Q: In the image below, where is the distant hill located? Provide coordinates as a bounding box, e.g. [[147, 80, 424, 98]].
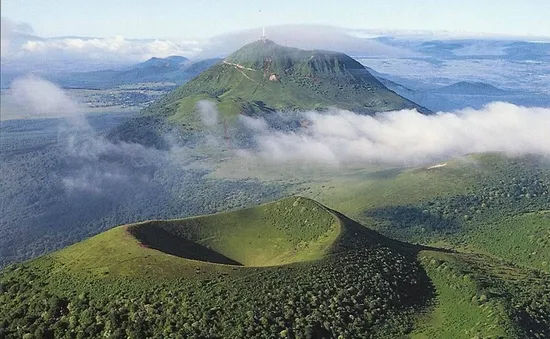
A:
[[133, 56, 189, 69], [433, 81, 509, 96], [371, 74, 523, 112], [374, 74, 416, 96], [35, 57, 221, 89], [109, 40, 429, 147], [144, 40, 428, 120]]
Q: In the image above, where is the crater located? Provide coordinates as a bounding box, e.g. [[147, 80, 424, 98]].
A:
[[131, 226, 243, 265], [127, 197, 341, 267]]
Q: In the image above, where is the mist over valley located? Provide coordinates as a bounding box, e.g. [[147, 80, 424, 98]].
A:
[[1, 13, 550, 339]]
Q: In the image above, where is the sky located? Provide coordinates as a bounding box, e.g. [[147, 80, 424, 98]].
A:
[[3, 0, 550, 39]]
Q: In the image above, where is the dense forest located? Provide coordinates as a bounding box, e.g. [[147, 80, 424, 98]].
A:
[[0, 114, 289, 268], [1, 115, 549, 338], [0, 202, 435, 339], [367, 155, 550, 270]]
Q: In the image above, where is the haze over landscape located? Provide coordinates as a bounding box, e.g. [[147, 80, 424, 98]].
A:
[[1, 1, 549, 338]]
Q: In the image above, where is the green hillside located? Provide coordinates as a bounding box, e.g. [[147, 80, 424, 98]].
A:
[[109, 40, 428, 146], [2, 195, 549, 338], [220, 153, 549, 273], [149, 40, 427, 123], [414, 250, 550, 339], [309, 154, 550, 273], [1, 197, 434, 338], [52, 197, 345, 277], [128, 198, 339, 267]]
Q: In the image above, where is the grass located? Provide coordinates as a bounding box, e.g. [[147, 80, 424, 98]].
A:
[[207, 153, 550, 337], [2, 151, 550, 337], [1, 197, 436, 338], [209, 154, 478, 219], [2, 191, 549, 337], [130, 196, 341, 267], [308, 160, 477, 219], [413, 251, 515, 339], [213, 153, 550, 275], [51, 225, 217, 278], [459, 211, 550, 272], [52, 197, 342, 278]]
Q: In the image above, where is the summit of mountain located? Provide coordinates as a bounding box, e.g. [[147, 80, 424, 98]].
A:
[[141, 39, 429, 125]]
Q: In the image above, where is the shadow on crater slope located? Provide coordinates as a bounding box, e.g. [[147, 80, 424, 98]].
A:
[[126, 196, 341, 267], [129, 225, 243, 265]]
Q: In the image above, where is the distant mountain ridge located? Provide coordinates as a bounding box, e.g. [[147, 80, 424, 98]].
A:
[[133, 56, 189, 69], [373, 74, 523, 112], [4, 57, 221, 89], [433, 81, 509, 96]]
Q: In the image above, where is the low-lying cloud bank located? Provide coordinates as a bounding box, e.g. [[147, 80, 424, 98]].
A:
[[196, 25, 418, 58], [10, 75, 84, 122], [4, 15, 549, 75], [11, 75, 550, 182], [10, 75, 169, 193], [236, 103, 550, 166], [18, 36, 201, 62], [1, 17, 415, 64]]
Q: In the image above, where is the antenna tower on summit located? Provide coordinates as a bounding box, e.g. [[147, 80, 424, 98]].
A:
[[260, 26, 267, 42], [258, 9, 267, 42]]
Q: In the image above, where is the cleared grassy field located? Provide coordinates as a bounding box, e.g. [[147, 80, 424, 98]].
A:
[[413, 251, 515, 339]]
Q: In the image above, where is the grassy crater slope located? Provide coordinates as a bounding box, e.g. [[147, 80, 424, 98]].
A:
[[50, 196, 392, 279], [128, 197, 339, 267], [1, 196, 549, 338]]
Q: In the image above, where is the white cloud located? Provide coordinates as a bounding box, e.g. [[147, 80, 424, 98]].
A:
[[1, 17, 41, 60], [1, 19, 422, 70], [239, 103, 550, 166], [4, 18, 547, 75], [16, 36, 202, 62], [8, 75, 165, 193], [197, 24, 419, 58], [239, 115, 269, 131], [9, 75, 85, 124], [1, 16, 34, 37], [197, 100, 218, 127], [348, 28, 550, 42], [1, 17, 203, 71]]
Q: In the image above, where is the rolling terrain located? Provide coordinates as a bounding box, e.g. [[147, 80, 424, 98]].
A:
[[0, 114, 289, 268], [1, 115, 549, 338], [55, 197, 346, 274], [1, 196, 548, 338], [1, 35, 549, 339], [1, 197, 435, 338]]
